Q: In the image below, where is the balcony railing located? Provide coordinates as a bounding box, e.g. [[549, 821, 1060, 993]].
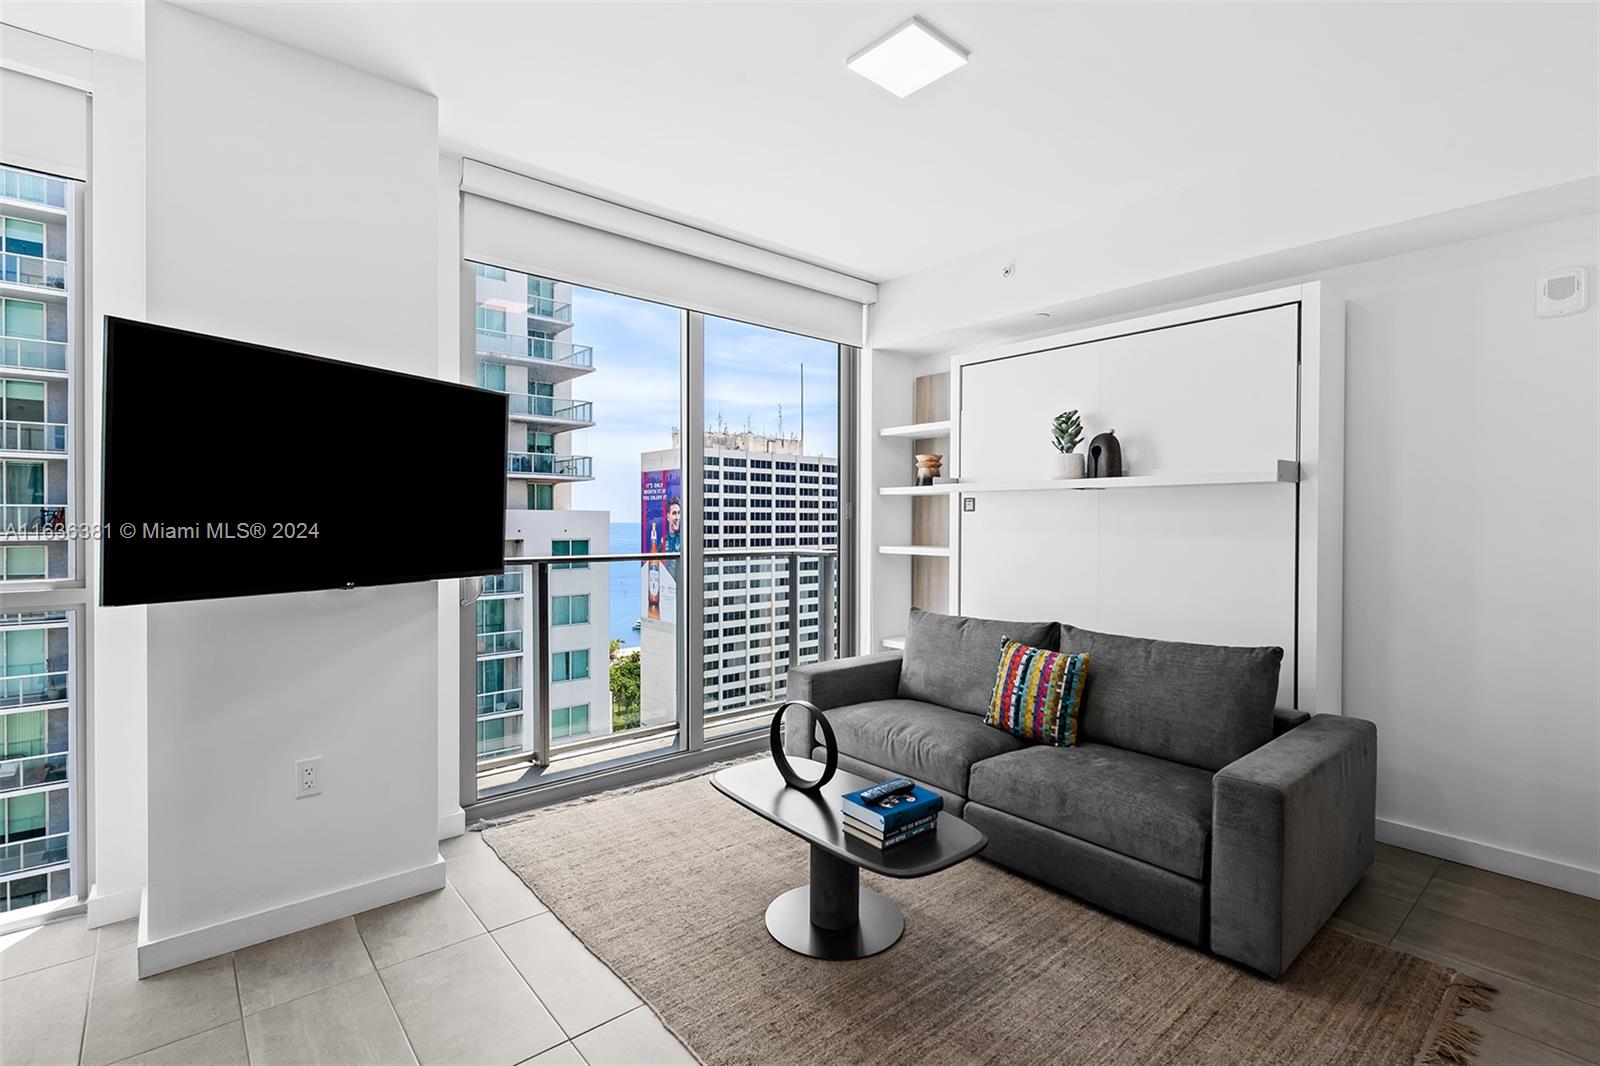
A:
[[477, 688, 524, 715], [507, 452, 592, 478], [475, 330, 593, 369], [1, 169, 68, 209], [0, 831, 69, 876], [0, 751, 68, 793], [1, 504, 66, 536], [1, 252, 67, 291], [505, 395, 593, 423], [0, 337, 67, 373], [0, 671, 68, 707], [476, 630, 524, 656], [480, 571, 524, 596], [525, 295, 572, 323], [0, 420, 67, 453]]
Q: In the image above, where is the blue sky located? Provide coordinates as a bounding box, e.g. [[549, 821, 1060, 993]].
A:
[[563, 286, 838, 519]]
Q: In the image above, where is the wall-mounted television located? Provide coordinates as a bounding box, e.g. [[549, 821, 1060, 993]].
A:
[[101, 317, 507, 607]]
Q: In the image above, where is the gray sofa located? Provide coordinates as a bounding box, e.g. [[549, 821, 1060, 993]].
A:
[[784, 608, 1376, 978]]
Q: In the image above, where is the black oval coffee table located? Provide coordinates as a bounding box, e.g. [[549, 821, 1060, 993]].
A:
[[711, 758, 987, 960]]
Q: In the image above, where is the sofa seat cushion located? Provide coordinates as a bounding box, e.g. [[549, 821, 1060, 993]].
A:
[[821, 699, 1025, 797], [968, 744, 1214, 879], [899, 609, 1058, 716]]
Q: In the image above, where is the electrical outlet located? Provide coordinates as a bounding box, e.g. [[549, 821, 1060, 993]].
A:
[[295, 757, 322, 799]]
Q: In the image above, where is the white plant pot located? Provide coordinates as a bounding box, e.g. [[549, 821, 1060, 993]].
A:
[[1051, 452, 1086, 480]]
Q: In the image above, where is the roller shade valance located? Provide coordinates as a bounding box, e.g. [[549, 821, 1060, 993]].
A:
[[460, 161, 871, 345], [0, 68, 88, 180]]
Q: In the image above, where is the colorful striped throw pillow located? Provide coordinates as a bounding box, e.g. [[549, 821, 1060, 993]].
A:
[[985, 638, 1090, 746]]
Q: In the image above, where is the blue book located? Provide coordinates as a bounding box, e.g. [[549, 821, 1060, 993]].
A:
[[840, 782, 943, 831]]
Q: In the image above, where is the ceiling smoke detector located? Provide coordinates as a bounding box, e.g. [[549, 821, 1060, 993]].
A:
[[846, 17, 970, 98]]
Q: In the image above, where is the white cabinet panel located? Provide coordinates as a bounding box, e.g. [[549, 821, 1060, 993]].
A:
[[960, 350, 1100, 481], [959, 492, 1099, 625]]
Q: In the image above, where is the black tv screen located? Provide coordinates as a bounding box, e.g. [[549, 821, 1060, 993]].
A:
[[101, 317, 507, 606]]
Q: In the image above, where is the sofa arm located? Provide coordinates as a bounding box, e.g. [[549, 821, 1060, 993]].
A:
[[782, 652, 903, 758], [1210, 714, 1376, 978]]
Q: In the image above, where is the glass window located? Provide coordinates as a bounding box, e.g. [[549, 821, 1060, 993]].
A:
[[2, 299, 45, 340], [3, 461, 45, 504], [528, 484, 553, 510], [1, 546, 47, 580], [4, 793, 46, 841], [529, 430, 555, 454], [2, 379, 46, 422], [476, 362, 506, 391], [3, 218, 46, 257], [476, 305, 506, 333]]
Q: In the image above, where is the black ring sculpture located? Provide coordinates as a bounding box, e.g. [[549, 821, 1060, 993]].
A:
[[768, 699, 837, 792]]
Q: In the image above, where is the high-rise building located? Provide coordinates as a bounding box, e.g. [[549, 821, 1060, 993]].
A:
[[1, 163, 76, 915], [0, 611, 72, 912], [471, 266, 612, 764], [1, 165, 72, 581], [641, 429, 839, 719]]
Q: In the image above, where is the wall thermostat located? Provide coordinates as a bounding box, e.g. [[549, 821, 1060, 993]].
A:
[[1536, 267, 1587, 318]]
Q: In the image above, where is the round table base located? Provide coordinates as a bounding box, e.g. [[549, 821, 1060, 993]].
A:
[[763, 885, 905, 960]]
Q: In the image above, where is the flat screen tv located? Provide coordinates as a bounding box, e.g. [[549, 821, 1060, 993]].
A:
[[101, 317, 507, 606]]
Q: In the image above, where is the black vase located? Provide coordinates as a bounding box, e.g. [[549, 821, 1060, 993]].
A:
[[1087, 430, 1122, 478]]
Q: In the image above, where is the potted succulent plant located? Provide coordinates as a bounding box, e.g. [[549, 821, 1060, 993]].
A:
[[1051, 409, 1085, 479]]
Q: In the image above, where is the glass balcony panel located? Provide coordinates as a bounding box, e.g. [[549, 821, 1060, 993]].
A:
[[504, 395, 594, 422], [506, 453, 593, 478], [0, 505, 66, 534], [480, 571, 523, 596], [475, 630, 523, 655], [0, 338, 67, 372], [0, 421, 67, 452], [0, 671, 68, 707], [0, 752, 68, 793], [474, 330, 593, 368], [0, 253, 67, 290], [476, 688, 524, 715]]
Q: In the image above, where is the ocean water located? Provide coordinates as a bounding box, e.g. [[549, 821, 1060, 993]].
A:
[[608, 521, 641, 649]]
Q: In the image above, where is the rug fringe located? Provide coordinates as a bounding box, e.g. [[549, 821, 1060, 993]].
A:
[[1416, 976, 1497, 1065]]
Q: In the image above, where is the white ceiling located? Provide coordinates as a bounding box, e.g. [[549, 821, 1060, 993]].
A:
[[9, 2, 1598, 283]]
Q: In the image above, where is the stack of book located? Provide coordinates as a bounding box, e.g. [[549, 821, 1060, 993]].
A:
[[840, 777, 942, 849]]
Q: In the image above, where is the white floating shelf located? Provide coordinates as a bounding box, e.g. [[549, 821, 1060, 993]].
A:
[[879, 419, 952, 439], [882, 635, 907, 651], [878, 484, 959, 497], [956, 461, 1298, 494], [877, 544, 951, 558]]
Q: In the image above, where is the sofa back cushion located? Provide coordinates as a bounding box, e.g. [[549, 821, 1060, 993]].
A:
[[899, 608, 1057, 716], [1059, 624, 1282, 771]]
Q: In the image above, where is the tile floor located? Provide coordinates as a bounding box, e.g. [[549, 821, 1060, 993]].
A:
[[3, 838, 1595, 1066], [0, 831, 694, 1066]]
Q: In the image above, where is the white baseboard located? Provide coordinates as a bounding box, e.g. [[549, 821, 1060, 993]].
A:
[[136, 857, 446, 977], [438, 807, 466, 841], [86, 883, 143, 927], [1377, 818, 1600, 899]]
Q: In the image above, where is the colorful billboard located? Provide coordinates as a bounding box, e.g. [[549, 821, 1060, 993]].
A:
[[640, 469, 681, 622]]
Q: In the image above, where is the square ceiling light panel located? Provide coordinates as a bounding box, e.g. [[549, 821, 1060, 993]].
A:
[[846, 17, 970, 98]]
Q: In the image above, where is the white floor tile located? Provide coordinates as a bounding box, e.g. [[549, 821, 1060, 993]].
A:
[[111, 1021, 249, 1066], [79, 946, 241, 1066], [233, 917, 374, 1015], [448, 851, 548, 931], [380, 934, 565, 1066], [494, 913, 639, 1037], [354, 885, 484, 969], [572, 1006, 695, 1066], [519, 1041, 588, 1065], [243, 972, 415, 1066], [0, 955, 93, 1066], [0, 916, 99, 980]]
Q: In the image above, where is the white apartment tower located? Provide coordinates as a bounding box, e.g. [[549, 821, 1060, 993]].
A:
[[472, 265, 612, 762], [642, 429, 839, 718], [1, 164, 74, 913]]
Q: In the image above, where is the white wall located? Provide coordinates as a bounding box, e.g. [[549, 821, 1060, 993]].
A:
[[1325, 216, 1598, 893], [881, 212, 1599, 895], [139, 1, 443, 969], [85, 48, 148, 927]]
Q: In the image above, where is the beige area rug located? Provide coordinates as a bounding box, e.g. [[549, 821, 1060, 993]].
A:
[[483, 767, 1493, 1066]]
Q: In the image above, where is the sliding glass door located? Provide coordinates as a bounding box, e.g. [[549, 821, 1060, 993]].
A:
[[462, 261, 851, 812]]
